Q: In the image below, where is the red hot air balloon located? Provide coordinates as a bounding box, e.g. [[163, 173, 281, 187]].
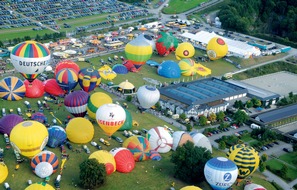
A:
[[110, 148, 135, 173], [24, 79, 44, 98], [54, 60, 80, 76], [43, 79, 65, 97], [64, 90, 89, 117]]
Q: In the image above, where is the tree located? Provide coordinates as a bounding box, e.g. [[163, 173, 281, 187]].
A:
[[155, 102, 161, 111], [186, 124, 192, 132], [219, 141, 226, 150], [171, 141, 212, 183], [293, 143, 297, 151], [0, 41, 3, 48], [179, 113, 187, 120], [79, 158, 106, 189], [259, 161, 266, 172], [246, 100, 253, 108], [216, 111, 225, 122], [208, 112, 216, 123], [233, 110, 249, 125], [280, 164, 288, 177], [126, 95, 132, 102], [199, 115, 207, 126], [261, 153, 268, 162], [35, 34, 41, 41]]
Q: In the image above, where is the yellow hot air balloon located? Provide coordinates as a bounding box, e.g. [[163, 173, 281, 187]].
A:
[[0, 163, 8, 184], [180, 186, 202, 190], [206, 37, 228, 60], [66, 117, 94, 143], [96, 103, 126, 138], [175, 42, 195, 60], [87, 92, 112, 119], [25, 182, 55, 190], [89, 150, 116, 175], [226, 144, 260, 183], [178, 58, 197, 76], [10, 121, 48, 158]]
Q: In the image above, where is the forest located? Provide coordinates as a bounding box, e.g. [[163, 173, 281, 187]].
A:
[[217, 0, 297, 42]]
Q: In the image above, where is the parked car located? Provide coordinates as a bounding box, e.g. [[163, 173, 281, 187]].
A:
[[273, 141, 279, 145], [99, 138, 110, 146], [132, 130, 142, 135], [261, 146, 268, 151], [64, 141, 72, 150], [141, 128, 148, 134], [91, 141, 102, 149], [111, 135, 123, 144], [83, 145, 90, 154], [283, 148, 290, 153]]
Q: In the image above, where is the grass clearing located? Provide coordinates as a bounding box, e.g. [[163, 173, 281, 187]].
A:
[[163, 0, 207, 14], [279, 152, 297, 168], [266, 159, 297, 181]]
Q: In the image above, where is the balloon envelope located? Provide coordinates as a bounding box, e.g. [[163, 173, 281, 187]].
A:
[[25, 182, 55, 190], [175, 42, 195, 60], [64, 90, 89, 117], [0, 114, 23, 135], [123, 136, 150, 162], [155, 32, 178, 56], [87, 92, 112, 119], [43, 79, 65, 97], [0, 76, 26, 101], [157, 60, 181, 78], [24, 79, 44, 98], [244, 183, 267, 190], [0, 163, 8, 184], [180, 186, 202, 190], [89, 150, 116, 175], [66, 117, 94, 143], [31, 151, 59, 178], [112, 64, 128, 74], [136, 85, 160, 109], [190, 132, 212, 153], [55, 60, 80, 76], [119, 109, 132, 131], [147, 127, 173, 153], [78, 68, 101, 92], [172, 131, 193, 151], [207, 37, 228, 60], [110, 148, 135, 173], [47, 126, 67, 148], [31, 112, 47, 124], [56, 68, 78, 93]]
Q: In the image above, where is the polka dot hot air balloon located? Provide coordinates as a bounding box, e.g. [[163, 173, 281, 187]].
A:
[[78, 68, 101, 93], [31, 151, 59, 178], [110, 147, 135, 173], [0, 76, 26, 101], [56, 68, 78, 93], [226, 144, 260, 183], [125, 34, 153, 70], [64, 90, 89, 117], [207, 37, 228, 60], [54, 60, 80, 76], [87, 92, 112, 119], [123, 136, 150, 162], [10, 41, 51, 82], [147, 126, 173, 153], [89, 150, 116, 175]]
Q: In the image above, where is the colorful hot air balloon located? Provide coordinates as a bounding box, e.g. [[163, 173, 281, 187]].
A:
[[123, 136, 150, 162], [47, 126, 67, 148], [31, 112, 47, 124], [178, 58, 198, 76], [190, 132, 212, 153], [226, 144, 260, 183], [98, 65, 117, 81], [149, 150, 161, 161], [175, 42, 195, 60], [10, 121, 48, 158], [112, 64, 128, 74], [207, 37, 228, 60], [31, 151, 59, 178], [43, 79, 65, 97], [54, 60, 80, 76], [0, 163, 8, 184], [147, 127, 173, 153], [89, 150, 116, 175], [139, 33, 156, 50], [157, 60, 181, 78], [78, 68, 101, 92], [180, 186, 202, 190], [155, 32, 178, 56], [118, 109, 132, 131], [110, 148, 135, 173], [64, 90, 89, 117], [55, 68, 78, 93], [0, 114, 23, 135], [136, 85, 160, 109], [172, 131, 193, 151], [204, 157, 238, 190], [66, 117, 94, 144], [96, 104, 126, 137], [24, 79, 44, 98], [87, 92, 112, 119], [125, 34, 153, 69], [25, 182, 55, 190], [244, 183, 267, 190], [0, 76, 26, 101], [122, 59, 137, 72], [10, 41, 51, 82]]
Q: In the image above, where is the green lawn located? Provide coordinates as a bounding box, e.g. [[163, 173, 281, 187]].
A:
[[279, 152, 297, 168], [240, 134, 254, 142], [162, 0, 207, 14], [266, 159, 297, 181]]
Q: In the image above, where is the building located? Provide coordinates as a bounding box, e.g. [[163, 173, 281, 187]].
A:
[[159, 77, 248, 120]]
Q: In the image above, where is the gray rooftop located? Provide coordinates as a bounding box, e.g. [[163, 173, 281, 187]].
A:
[[159, 77, 248, 106]]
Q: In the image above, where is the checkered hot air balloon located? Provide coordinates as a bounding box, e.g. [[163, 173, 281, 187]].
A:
[[78, 68, 101, 92], [0, 76, 26, 101], [64, 90, 89, 117]]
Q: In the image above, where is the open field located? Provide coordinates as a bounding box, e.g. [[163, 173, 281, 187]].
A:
[[266, 159, 297, 181], [279, 152, 297, 167], [162, 0, 207, 14]]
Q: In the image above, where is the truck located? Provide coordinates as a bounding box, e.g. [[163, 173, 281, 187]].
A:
[[281, 46, 291, 53], [250, 123, 261, 129]]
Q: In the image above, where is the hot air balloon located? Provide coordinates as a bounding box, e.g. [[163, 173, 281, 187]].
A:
[[157, 60, 181, 78], [123, 136, 150, 162], [98, 65, 117, 81], [175, 42, 195, 60], [25, 182, 55, 190], [0, 76, 26, 101], [149, 150, 161, 161], [172, 131, 193, 151], [139, 33, 156, 50], [10, 41, 51, 82], [112, 64, 128, 74], [31, 112, 47, 124], [78, 68, 101, 92], [55, 68, 78, 93], [96, 103, 126, 138], [31, 151, 59, 178], [123, 59, 137, 72], [155, 32, 178, 56], [110, 148, 135, 173], [24, 79, 44, 98], [47, 126, 67, 148], [136, 85, 160, 109], [180, 186, 202, 190], [118, 109, 132, 131], [64, 90, 89, 117], [54, 60, 80, 76], [147, 127, 173, 153], [125, 34, 153, 69], [244, 183, 267, 190], [204, 157, 238, 190], [66, 117, 94, 144], [0, 114, 23, 135], [43, 79, 65, 97], [87, 92, 112, 119], [226, 144, 260, 183], [0, 163, 8, 184], [190, 132, 212, 153], [89, 150, 116, 175], [207, 37, 228, 60], [178, 58, 198, 76], [10, 121, 48, 158]]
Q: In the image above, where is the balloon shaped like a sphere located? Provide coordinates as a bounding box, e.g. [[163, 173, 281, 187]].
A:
[[147, 127, 173, 153], [157, 60, 181, 78], [180, 186, 202, 190], [110, 148, 135, 173], [0, 163, 8, 184], [206, 37, 228, 60], [78, 68, 101, 93], [10, 121, 48, 158], [24, 79, 44, 98], [204, 157, 238, 190], [172, 131, 193, 151], [190, 132, 213, 153], [10, 41, 51, 82], [137, 85, 160, 109], [25, 182, 55, 190], [31, 151, 59, 178], [64, 90, 89, 117], [123, 136, 150, 162], [66, 117, 94, 144], [175, 42, 195, 60], [87, 92, 112, 119], [96, 104, 126, 137], [89, 150, 116, 175]]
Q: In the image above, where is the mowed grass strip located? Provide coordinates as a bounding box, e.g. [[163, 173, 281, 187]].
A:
[[162, 0, 207, 14], [279, 152, 297, 168]]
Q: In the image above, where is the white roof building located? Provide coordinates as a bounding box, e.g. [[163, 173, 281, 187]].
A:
[[180, 31, 261, 59]]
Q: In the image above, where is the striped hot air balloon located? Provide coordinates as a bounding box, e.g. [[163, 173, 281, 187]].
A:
[[0, 76, 26, 101], [123, 136, 150, 162], [54, 60, 80, 76], [31, 112, 47, 124], [146, 126, 173, 153], [226, 144, 260, 183], [78, 68, 101, 92], [64, 90, 89, 117], [47, 126, 67, 148], [56, 68, 78, 93], [31, 151, 59, 178], [87, 92, 112, 119]]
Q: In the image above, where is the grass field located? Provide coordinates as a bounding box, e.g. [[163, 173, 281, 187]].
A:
[[279, 152, 297, 167], [162, 0, 207, 14], [266, 159, 297, 181]]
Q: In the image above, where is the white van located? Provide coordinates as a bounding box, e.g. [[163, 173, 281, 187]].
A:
[[250, 123, 261, 129]]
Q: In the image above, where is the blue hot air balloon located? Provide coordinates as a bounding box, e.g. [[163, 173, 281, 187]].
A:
[[47, 126, 67, 148], [204, 157, 238, 190], [64, 90, 89, 117], [112, 64, 128, 74], [78, 68, 101, 93], [56, 68, 78, 93], [31, 112, 47, 124], [157, 60, 181, 78], [0, 76, 26, 101]]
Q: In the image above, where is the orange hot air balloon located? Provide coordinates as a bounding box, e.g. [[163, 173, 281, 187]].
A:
[[96, 104, 126, 138]]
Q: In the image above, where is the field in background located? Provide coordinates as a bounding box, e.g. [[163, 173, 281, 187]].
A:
[[162, 0, 207, 14]]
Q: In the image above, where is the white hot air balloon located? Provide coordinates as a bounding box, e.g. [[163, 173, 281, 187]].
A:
[[172, 131, 193, 151], [244, 183, 267, 190], [204, 157, 238, 190], [190, 132, 212, 153], [146, 126, 173, 153], [136, 85, 160, 109], [31, 151, 59, 178]]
